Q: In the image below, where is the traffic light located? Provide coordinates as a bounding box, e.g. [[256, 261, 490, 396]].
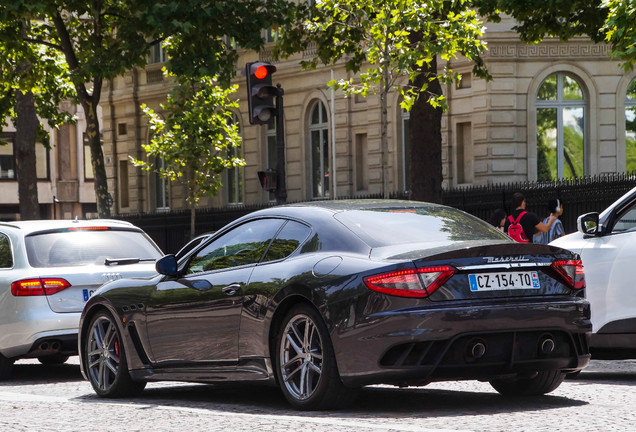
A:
[[257, 169, 278, 192], [245, 62, 278, 125]]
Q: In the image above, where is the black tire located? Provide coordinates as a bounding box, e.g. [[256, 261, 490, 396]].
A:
[[490, 369, 565, 396], [38, 355, 70, 365], [84, 311, 146, 397], [274, 304, 358, 410], [0, 354, 14, 380]]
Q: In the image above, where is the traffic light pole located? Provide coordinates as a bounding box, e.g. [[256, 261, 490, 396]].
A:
[[274, 83, 286, 205]]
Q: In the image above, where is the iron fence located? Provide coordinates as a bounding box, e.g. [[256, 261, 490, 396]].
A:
[[116, 173, 636, 254]]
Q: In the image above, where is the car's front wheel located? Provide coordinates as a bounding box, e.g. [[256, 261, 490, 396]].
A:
[[275, 304, 358, 410], [0, 354, 14, 380], [490, 369, 565, 396], [85, 311, 146, 397]]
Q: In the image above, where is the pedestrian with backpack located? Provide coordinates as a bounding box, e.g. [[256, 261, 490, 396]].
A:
[[503, 192, 556, 243]]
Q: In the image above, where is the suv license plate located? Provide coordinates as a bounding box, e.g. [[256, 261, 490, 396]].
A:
[[469, 271, 540, 292]]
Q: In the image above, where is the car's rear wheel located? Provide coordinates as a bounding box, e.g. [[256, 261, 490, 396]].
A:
[[38, 355, 69, 365], [85, 311, 146, 397], [0, 354, 14, 380], [489, 369, 565, 396], [275, 304, 358, 410]]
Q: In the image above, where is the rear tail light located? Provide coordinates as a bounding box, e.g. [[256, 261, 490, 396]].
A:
[[551, 260, 585, 290], [364, 266, 456, 298], [11, 278, 72, 296]]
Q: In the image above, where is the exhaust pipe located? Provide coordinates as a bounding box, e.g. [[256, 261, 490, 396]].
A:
[[38, 340, 62, 353], [539, 336, 555, 355], [466, 339, 487, 361]]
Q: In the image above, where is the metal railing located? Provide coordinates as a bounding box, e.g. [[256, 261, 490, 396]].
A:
[[116, 173, 636, 254]]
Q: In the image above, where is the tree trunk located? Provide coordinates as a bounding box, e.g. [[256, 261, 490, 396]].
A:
[[82, 98, 111, 218], [15, 89, 40, 220], [409, 58, 443, 204]]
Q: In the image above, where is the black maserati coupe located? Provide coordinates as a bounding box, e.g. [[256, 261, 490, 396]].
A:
[[79, 200, 591, 410]]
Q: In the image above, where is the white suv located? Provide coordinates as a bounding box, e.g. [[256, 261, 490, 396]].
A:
[[0, 219, 163, 378], [551, 186, 636, 359]]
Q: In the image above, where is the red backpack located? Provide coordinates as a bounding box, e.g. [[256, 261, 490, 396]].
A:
[[507, 211, 529, 243]]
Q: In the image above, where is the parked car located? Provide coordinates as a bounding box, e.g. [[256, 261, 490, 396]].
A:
[[551, 186, 636, 359], [0, 219, 163, 379], [79, 201, 591, 410]]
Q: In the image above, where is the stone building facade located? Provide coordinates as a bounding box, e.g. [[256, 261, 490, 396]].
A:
[[0, 102, 98, 220], [3, 17, 635, 219]]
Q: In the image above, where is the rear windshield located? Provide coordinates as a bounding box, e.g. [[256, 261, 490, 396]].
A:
[[25, 229, 163, 268], [334, 206, 509, 247]]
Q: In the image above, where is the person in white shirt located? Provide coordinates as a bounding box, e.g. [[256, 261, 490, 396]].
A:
[[534, 198, 565, 244]]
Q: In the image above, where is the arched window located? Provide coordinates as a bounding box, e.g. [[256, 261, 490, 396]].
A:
[[309, 101, 329, 198], [626, 79, 636, 173], [536, 73, 585, 180]]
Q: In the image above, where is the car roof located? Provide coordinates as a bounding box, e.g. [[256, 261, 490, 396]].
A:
[[283, 199, 444, 212], [0, 219, 138, 235]]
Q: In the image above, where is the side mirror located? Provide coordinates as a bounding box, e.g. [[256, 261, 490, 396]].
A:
[[577, 212, 599, 235], [156, 254, 178, 277]]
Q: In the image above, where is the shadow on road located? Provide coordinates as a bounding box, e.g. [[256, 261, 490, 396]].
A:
[[74, 380, 588, 418], [0, 361, 82, 386]]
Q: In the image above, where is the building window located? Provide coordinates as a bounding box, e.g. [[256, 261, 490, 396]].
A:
[[266, 122, 277, 201], [0, 133, 49, 180], [119, 160, 129, 208], [355, 133, 368, 192], [400, 108, 411, 191], [265, 27, 279, 43], [227, 114, 243, 204], [149, 43, 166, 64], [154, 157, 169, 210], [308, 101, 329, 198], [536, 73, 586, 180], [456, 122, 473, 184], [83, 134, 96, 181], [626, 79, 636, 173]]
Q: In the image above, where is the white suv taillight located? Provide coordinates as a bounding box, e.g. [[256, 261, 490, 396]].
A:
[[363, 266, 456, 298], [11, 278, 72, 296]]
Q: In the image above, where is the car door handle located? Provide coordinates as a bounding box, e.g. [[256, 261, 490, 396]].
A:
[[222, 283, 241, 295]]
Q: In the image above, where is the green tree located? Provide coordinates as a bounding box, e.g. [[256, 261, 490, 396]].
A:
[[276, 0, 489, 202], [2, 0, 291, 217], [474, 0, 607, 44], [132, 76, 244, 238], [0, 15, 75, 220], [603, 0, 636, 70]]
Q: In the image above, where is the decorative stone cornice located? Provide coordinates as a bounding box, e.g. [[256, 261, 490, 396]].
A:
[[485, 42, 610, 59]]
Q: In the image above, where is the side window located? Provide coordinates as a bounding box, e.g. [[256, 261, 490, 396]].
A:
[[262, 221, 312, 263], [186, 219, 284, 274], [613, 203, 636, 233], [0, 233, 13, 268]]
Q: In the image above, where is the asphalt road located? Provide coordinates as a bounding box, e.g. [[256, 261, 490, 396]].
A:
[[0, 358, 634, 432]]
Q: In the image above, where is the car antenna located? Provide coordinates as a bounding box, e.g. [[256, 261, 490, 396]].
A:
[[73, 216, 79, 223]]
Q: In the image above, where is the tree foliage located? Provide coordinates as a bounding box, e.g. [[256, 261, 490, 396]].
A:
[[276, 0, 489, 200], [474, 0, 607, 44], [2, 0, 292, 217], [132, 76, 244, 236], [603, 0, 636, 70]]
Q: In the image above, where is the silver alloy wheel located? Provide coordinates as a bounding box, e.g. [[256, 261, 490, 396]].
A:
[[86, 315, 121, 392], [279, 313, 324, 401]]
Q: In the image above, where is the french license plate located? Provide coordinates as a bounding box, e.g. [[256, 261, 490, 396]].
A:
[[468, 271, 540, 291]]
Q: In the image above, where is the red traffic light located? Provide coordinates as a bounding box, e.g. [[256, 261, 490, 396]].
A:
[[245, 62, 278, 125], [254, 65, 269, 80]]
